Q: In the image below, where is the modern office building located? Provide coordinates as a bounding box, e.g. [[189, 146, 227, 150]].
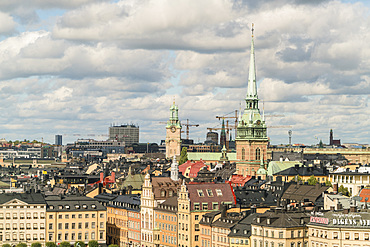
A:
[[55, 135, 62, 146], [109, 124, 139, 146]]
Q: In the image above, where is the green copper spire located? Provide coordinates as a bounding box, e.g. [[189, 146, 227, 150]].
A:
[[247, 23, 257, 99], [236, 24, 268, 141], [167, 98, 181, 128]]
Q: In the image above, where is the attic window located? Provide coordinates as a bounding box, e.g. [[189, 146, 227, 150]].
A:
[[207, 189, 213, 197], [234, 229, 237, 233], [65, 205, 70, 209], [267, 219, 270, 224], [92, 205, 96, 209], [216, 189, 223, 196], [257, 217, 260, 223], [75, 205, 80, 209], [82, 204, 87, 209], [197, 190, 205, 197], [58, 205, 63, 209]]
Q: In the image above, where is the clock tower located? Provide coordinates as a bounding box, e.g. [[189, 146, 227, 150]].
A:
[[165, 100, 182, 158], [236, 24, 268, 177]]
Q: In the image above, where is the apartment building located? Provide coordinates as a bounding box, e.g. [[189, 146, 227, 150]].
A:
[[250, 208, 310, 247], [155, 197, 178, 247], [308, 207, 370, 247], [0, 192, 46, 246], [177, 182, 236, 247], [106, 194, 140, 247], [45, 195, 106, 246]]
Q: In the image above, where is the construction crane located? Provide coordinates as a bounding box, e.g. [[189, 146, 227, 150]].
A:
[[182, 119, 199, 140], [159, 119, 199, 140], [216, 110, 238, 137]]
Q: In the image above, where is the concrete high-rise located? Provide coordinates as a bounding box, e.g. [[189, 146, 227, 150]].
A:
[[55, 134, 62, 146], [108, 124, 139, 146]]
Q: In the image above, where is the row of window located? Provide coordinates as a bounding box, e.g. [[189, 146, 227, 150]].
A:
[[0, 222, 44, 230], [162, 234, 177, 245], [312, 230, 370, 240], [194, 202, 220, 211], [0, 233, 44, 241], [253, 240, 308, 247], [51, 222, 104, 230], [253, 228, 308, 238], [0, 205, 44, 209], [49, 213, 104, 219], [156, 213, 177, 222], [230, 238, 249, 245], [157, 222, 177, 232], [56, 231, 104, 241], [197, 189, 223, 197], [0, 212, 45, 219]]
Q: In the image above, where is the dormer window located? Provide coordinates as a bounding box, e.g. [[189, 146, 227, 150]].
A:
[[197, 190, 205, 197], [257, 217, 260, 223], [66, 205, 70, 209], [82, 204, 87, 209], [75, 205, 80, 209], [267, 219, 270, 224], [92, 204, 96, 209]]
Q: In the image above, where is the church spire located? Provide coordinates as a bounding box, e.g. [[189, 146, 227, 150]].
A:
[[247, 23, 257, 99]]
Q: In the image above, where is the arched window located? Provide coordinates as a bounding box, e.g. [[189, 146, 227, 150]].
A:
[[255, 148, 261, 161], [241, 148, 245, 161]]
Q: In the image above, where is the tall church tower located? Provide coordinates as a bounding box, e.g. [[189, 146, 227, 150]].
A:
[[236, 24, 268, 177], [165, 100, 182, 158]]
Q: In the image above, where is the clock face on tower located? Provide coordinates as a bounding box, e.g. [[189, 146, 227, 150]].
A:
[[256, 120, 261, 125], [171, 127, 176, 133]]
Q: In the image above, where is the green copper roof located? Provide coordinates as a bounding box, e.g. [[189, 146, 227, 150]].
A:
[[167, 100, 181, 128], [187, 152, 236, 162], [267, 161, 302, 176], [247, 24, 257, 100]]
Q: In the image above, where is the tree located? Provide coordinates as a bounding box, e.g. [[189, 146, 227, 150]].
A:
[[88, 240, 98, 247], [46, 242, 57, 247], [16, 243, 27, 247], [75, 241, 85, 247], [179, 147, 188, 165], [31, 243, 42, 247], [338, 185, 351, 197], [307, 175, 318, 185], [325, 180, 332, 187], [60, 242, 71, 247], [108, 245, 119, 247], [3, 244, 11, 247]]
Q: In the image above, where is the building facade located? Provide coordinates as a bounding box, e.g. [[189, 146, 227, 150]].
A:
[[45, 195, 106, 246], [0, 193, 46, 246], [109, 124, 139, 146], [236, 25, 268, 177]]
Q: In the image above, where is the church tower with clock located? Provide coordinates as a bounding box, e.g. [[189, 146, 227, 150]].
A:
[[165, 100, 182, 158], [236, 24, 268, 177]]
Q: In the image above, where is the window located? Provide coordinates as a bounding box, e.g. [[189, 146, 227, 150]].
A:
[[291, 231, 294, 238], [206, 189, 213, 197], [279, 232, 283, 238], [195, 235, 199, 241], [213, 203, 219, 210], [194, 203, 200, 210], [365, 233, 369, 240], [195, 224, 200, 231], [354, 233, 359, 240], [78, 223, 82, 229], [195, 215, 199, 221], [78, 233, 82, 240], [79, 214, 82, 218], [100, 213, 104, 218], [71, 233, 75, 241], [92, 222, 96, 229], [49, 215, 53, 219], [216, 189, 223, 196], [72, 223, 75, 229], [72, 214, 76, 218], [242, 148, 245, 160], [85, 222, 89, 229], [91, 232, 95, 240], [345, 233, 350, 240], [100, 222, 104, 228], [65, 214, 69, 219], [65, 223, 69, 229], [197, 190, 205, 197], [99, 231, 104, 240], [85, 214, 89, 218], [202, 203, 208, 210], [92, 213, 96, 218], [256, 148, 261, 161]]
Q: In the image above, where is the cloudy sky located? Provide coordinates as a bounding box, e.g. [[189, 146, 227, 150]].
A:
[[0, 0, 369, 146]]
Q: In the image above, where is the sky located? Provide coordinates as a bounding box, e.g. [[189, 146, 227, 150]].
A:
[[0, 0, 369, 146]]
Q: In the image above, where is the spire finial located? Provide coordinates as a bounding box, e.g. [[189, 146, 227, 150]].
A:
[[251, 23, 254, 37], [173, 96, 175, 105]]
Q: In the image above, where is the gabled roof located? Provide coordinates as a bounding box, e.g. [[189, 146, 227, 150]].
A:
[[282, 183, 329, 202]]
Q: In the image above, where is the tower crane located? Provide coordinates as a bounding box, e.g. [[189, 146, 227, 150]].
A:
[[182, 119, 199, 140]]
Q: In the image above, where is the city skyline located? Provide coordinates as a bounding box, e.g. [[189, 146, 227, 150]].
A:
[[0, 0, 369, 145]]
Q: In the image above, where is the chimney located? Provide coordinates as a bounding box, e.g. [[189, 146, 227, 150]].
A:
[[100, 172, 104, 183], [111, 171, 115, 182], [333, 183, 338, 194], [221, 204, 227, 218]]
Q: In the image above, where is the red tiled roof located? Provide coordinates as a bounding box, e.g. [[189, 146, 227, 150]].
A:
[[229, 174, 251, 187], [359, 188, 370, 202]]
